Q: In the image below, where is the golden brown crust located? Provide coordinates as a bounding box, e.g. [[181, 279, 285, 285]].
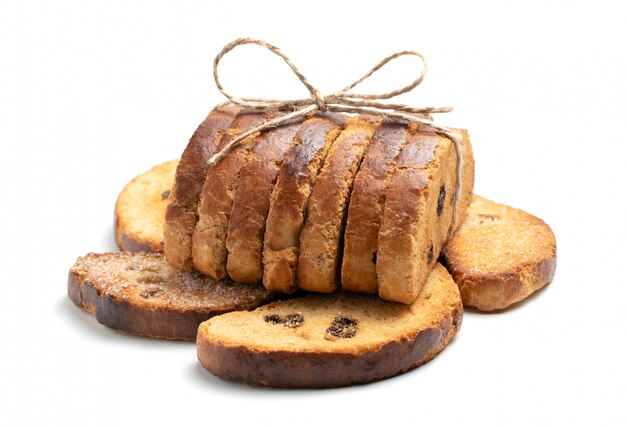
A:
[[164, 105, 239, 270], [262, 115, 343, 293], [225, 118, 302, 283], [297, 116, 382, 293], [341, 122, 411, 293], [68, 252, 276, 340], [192, 110, 269, 279], [377, 130, 474, 304], [115, 160, 178, 252], [197, 263, 463, 388], [442, 195, 556, 311]]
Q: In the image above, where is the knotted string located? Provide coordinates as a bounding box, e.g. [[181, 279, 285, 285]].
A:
[[207, 37, 464, 235]]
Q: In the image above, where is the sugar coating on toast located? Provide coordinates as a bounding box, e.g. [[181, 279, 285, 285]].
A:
[[115, 160, 178, 252], [443, 195, 556, 311], [70, 252, 275, 313]]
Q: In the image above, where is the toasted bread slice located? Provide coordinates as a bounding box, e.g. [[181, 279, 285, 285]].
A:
[[68, 252, 276, 340], [442, 195, 556, 311], [192, 110, 270, 279], [226, 118, 302, 283], [297, 116, 382, 293], [197, 263, 462, 388], [341, 122, 414, 293], [115, 159, 178, 252], [164, 105, 239, 270], [262, 115, 343, 293], [377, 131, 474, 304]]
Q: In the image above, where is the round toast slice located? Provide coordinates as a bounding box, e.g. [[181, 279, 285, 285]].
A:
[[115, 159, 178, 252], [442, 195, 556, 311], [197, 263, 462, 388], [68, 252, 276, 340]]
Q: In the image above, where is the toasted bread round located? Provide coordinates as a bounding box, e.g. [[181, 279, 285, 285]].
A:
[[197, 263, 462, 388], [68, 252, 276, 340], [442, 195, 556, 311], [115, 160, 178, 252]]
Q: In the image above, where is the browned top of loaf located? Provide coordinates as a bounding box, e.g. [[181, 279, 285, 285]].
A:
[[296, 115, 381, 293], [70, 252, 274, 312], [198, 263, 460, 354], [444, 195, 556, 278]]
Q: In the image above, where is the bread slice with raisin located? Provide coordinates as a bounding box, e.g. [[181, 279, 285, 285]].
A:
[[225, 118, 302, 283], [377, 130, 474, 304], [68, 252, 276, 340], [296, 116, 382, 293], [192, 110, 270, 279], [115, 159, 178, 252], [164, 105, 239, 270], [262, 115, 343, 293], [197, 263, 462, 388], [442, 195, 556, 311]]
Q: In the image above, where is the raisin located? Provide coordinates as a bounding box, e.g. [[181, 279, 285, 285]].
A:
[[371, 252, 377, 264], [264, 314, 282, 324], [161, 189, 171, 201], [437, 185, 446, 216], [283, 313, 304, 328], [140, 288, 162, 299], [427, 243, 434, 264], [325, 316, 358, 339]]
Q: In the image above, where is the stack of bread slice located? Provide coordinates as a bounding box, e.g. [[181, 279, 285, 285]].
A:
[[70, 105, 556, 387]]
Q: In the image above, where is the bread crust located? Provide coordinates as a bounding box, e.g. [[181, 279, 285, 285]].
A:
[[341, 122, 412, 293], [115, 160, 178, 252], [296, 116, 381, 293], [197, 263, 463, 388], [377, 130, 474, 304], [442, 195, 556, 311], [262, 115, 343, 293], [68, 252, 276, 340], [164, 105, 239, 270], [225, 118, 302, 283], [192, 110, 270, 279]]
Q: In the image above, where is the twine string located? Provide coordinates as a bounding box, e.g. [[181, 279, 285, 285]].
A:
[[208, 37, 464, 234]]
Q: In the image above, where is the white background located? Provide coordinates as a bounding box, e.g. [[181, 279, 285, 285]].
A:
[[2, 0, 625, 426]]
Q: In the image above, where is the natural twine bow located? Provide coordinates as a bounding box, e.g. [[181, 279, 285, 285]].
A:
[[207, 37, 464, 233]]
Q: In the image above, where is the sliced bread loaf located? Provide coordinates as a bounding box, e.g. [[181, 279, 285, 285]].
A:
[[192, 110, 270, 279], [262, 115, 343, 293], [377, 130, 474, 304], [197, 263, 462, 388], [164, 105, 239, 270], [296, 115, 382, 293], [442, 195, 556, 311], [115, 159, 178, 252], [225, 118, 302, 283], [68, 252, 276, 340]]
